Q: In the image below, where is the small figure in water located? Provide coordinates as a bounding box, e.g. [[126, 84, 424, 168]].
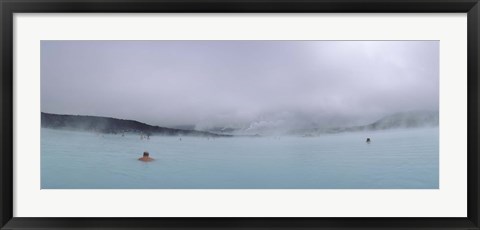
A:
[[366, 138, 371, 143], [138, 151, 154, 162], [179, 137, 182, 141]]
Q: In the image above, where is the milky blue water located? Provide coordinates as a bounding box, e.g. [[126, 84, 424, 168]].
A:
[[41, 127, 438, 189]]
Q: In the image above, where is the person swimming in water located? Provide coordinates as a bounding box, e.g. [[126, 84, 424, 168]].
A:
[[138, 151, 154, 162], [366, 138, 371, 143]]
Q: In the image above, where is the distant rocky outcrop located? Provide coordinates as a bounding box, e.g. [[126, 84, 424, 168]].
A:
[[365, 111, 438, 130], [41, 112, 230, 137], [290, 110, 439, 135], [205, 126, 239, 134], [327, 111, 438, 133]]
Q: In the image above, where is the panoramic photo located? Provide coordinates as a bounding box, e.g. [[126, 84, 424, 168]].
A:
[[41, 40, 439, 189]]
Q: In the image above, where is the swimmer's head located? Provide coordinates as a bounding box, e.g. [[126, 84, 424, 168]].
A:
[[143, 151, 149, 157]]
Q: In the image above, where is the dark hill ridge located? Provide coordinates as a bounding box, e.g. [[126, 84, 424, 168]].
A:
[[41, 112, 230, 137]]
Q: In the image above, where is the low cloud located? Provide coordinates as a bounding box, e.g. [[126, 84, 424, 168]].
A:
[[41, 40, 439, 130]]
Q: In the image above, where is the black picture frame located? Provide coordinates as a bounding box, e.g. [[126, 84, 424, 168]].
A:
[[1, 0, 479, 229]]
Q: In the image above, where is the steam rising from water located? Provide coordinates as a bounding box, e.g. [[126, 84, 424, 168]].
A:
[[41, 41, 439, 133]]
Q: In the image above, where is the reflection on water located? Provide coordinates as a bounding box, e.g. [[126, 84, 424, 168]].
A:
[[41, 127, 438, 189]]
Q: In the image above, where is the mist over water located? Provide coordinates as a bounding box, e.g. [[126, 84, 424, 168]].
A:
[[41, 41, 439, 130], [41, 127, 438, 189]]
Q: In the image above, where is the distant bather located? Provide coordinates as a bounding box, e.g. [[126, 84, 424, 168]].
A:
[[138, 151, 154, 162], [366, 138, 371, 143]]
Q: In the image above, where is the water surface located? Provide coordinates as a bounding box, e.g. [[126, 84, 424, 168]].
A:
[[41, 127, 439, 189]]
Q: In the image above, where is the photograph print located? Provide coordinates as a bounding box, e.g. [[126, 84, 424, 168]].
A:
[[41, 40, 439, 189]]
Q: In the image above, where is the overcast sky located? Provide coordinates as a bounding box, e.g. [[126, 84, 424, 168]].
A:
[[41, 41, 439, 130]]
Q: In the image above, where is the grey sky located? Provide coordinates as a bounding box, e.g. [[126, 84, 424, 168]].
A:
[[41, 41, 439, 130]]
